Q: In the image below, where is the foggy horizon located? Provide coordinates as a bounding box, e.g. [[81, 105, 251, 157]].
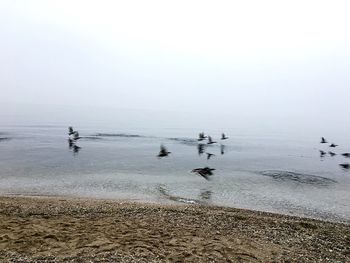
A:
[[1, 1, 349, 134]]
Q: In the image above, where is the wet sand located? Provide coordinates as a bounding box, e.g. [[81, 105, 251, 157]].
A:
[[0, 196, 349, 262]]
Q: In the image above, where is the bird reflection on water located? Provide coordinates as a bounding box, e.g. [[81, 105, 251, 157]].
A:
[[199, 190, 212, 200], [197, 143, 205, 156], [68, 138, 82, 156], [206, 153, 215, 160], [319, 150, 326, 158], [328, 151, 336, 157], [72, 145, 81, 155], [68, 138, 74, 149], [220, 144, 225, 155]]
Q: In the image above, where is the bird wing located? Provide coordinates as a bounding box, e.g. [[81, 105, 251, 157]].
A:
[[160, 145, 167, 154]]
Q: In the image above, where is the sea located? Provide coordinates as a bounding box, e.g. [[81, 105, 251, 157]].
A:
[[1, 120, 349, 223]]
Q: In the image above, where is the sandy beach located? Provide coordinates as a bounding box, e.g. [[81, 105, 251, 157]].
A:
[[0, 196, 349, 262]]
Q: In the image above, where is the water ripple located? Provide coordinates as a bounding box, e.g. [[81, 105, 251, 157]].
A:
[[260, 170, 337, 186], [92, 133, 145, 138], [157, 185, 202, 205], [168, 137, 198, 146]]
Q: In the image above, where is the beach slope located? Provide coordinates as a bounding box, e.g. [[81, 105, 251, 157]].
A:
[[0, 196, 349, 262]]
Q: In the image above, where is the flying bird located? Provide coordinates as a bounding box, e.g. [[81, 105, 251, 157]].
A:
[[329, 143, 338, 148], [68, 126, 75, 136], [320, 137, 327, 143], [198, 132, 207, 141], [207, 136, 217, 145], [221, 133, 228, 140], [320, 150, 326, 157], [341, 153, 350, 158], [157, 145, 171, 158], [339, 163, 349, 169], [191, 167, 215, 180], [328, 151, 337, 157]]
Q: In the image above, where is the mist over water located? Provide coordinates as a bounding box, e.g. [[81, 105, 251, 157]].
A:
[[1, 107, 350, 223]]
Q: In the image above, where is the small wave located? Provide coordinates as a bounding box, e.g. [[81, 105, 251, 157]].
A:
[[93, 133, 144, 138], [168, 137, 198, 146], [261, 170, 337, 186], [157, 185, 202, 205]]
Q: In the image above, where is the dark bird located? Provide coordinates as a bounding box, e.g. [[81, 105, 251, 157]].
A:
[[157, 145, 171, 158], [207, 136, 217, 145], [198, 132, 207, 141], [320, 137, 327, 143], [328, 151, 337, 157], [68, 138, 74, 149], [73, 131, 81, 141], [72, 145, 81, 154], [206, 153, 215, 160], [221, 133, 228, 140], [339, 163, 349, 169], [68, 126, 75, 136], [197, 143, 205, 155], [329, 143, 338, 148], [68, 137, 81, 155], [320, 150, 326, 157], [342, 153, 350, 158], [220, 144, 225, 155], [191, 167, 215, 180]]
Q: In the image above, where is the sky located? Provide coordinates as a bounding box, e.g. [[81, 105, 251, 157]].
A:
[[0, 1, 349, 132]]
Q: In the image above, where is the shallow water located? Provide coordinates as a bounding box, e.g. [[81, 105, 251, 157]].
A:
[[0, 125, 350, 223]]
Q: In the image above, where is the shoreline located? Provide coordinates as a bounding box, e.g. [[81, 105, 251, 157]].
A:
[[2, 192, 349, 225], [1, 196, 349, 262]]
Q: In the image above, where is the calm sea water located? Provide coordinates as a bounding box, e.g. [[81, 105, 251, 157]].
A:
[[0, 124, 349, 223]]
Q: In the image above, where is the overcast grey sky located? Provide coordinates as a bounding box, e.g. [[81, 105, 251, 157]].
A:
[[0, 1, 349, 130]]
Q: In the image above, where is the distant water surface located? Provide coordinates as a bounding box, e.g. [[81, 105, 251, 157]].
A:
[[0, 125, 349, 223]]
